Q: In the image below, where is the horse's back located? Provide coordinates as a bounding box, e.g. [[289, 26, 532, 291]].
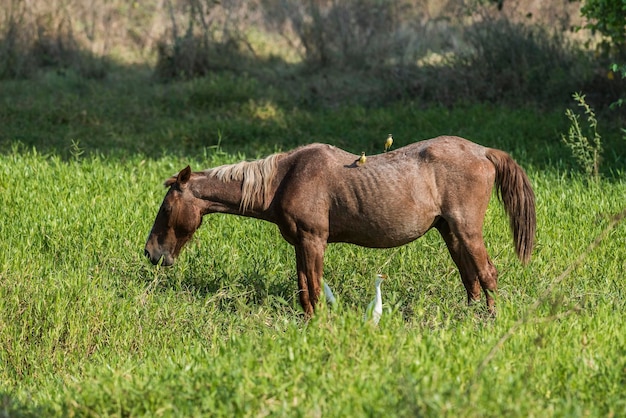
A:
[[406, 135, 490, 162], [282, 136, 496, 206]]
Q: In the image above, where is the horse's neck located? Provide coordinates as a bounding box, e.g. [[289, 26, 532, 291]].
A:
[[190, 174, 245, 214], [191, 173, 276, 220]]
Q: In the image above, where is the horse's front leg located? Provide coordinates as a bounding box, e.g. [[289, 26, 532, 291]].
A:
[[294, 235, 326, 317]]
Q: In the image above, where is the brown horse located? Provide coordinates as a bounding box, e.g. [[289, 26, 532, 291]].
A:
[[144, 136, 536, 316]]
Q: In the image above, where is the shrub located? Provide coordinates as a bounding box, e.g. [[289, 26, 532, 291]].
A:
[[453, 18, 590, 104], [561, 92, 603, 179], [0, 2, 107, 79], [578, 0, 626, 111], [609, 63, 626, 108], [258, 0, 415, 70], [0, 0, 168, 79], [580, 0, 626, 58], [154, 0, 258, 80], [0, 8, 38, 79]]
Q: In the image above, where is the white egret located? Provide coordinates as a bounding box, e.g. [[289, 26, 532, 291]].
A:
[[364, 273, 387, 325], [323, 281, 337, 306]]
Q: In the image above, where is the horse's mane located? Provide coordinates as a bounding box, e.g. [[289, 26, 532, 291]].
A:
[[206, 152, 284, 211]]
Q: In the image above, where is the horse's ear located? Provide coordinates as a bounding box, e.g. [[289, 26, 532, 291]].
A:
[[177, 165, 192, 185], [163, 166, 192, 188], [164, 176, 176, 187]]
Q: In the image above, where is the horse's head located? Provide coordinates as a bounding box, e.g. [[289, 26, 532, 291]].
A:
[[144, 166, 204, 266]]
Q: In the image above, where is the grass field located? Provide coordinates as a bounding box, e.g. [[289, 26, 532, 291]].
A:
[[1, 69, 626, 417]]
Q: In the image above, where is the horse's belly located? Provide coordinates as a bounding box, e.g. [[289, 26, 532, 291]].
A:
[[329, 212, 435, 248]]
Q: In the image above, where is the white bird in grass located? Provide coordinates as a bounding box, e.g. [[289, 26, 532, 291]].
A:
[[323, 281, 337, 306], [364, 274, 387, 325]]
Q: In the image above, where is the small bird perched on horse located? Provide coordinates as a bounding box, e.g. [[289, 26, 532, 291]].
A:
[[145, 136, 536, 317], [384, 134, 393, 152]]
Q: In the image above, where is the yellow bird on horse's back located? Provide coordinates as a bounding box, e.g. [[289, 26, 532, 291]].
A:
[[357, 152, 367, 166], [385, 134, 393, 152]]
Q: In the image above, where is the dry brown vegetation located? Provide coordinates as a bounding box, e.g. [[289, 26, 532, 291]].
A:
[[1, 0, 622, 106]]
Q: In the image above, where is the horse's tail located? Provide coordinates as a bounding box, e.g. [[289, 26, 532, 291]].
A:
[[485, 148, 536, 264]]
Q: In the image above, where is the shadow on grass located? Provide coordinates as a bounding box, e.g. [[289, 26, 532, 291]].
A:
[[134, 255, 298, 316]]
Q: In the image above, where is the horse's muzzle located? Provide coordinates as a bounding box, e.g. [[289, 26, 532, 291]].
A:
[[144, 248, 174, 267]]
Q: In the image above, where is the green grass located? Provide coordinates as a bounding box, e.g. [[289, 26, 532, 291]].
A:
[[1, 70, 626, 417]]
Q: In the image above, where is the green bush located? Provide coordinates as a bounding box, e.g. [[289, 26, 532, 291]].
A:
[[580, 0, 626, 57]]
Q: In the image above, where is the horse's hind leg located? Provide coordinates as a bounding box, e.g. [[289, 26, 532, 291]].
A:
[[458, 231, 498, 312], [436, 219, 481, 304], [436, 219, 498, 311]]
